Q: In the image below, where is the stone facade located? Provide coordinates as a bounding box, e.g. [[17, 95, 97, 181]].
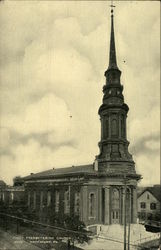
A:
[[24, 171, 139, 225]]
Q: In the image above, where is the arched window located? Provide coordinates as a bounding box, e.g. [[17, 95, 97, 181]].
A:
[[2, 192, 5, 202], [89, 193, 95, 217], [40, 191, 44, 209], [10, 192, 14, 202], [111, 119, 117, 136], [28, 192, 31, 207], [47, 191, 51, 207], [106, 119, 109, 138], [55, 190, 59, 213], [64, 189, 70, 214], [33, 191, 36, 209], [74, 192, 80, 215], [112, 188, 119, 209], [104, 119, 109, 138]]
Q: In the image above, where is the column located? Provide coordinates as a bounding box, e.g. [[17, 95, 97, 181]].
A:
[[126, 187, 131, 223], [129, 188, 132, 223], [132, 187, 137, 223], [118, 113, 121, 139], [101, 117, 103, 140], [80, 186, 88, 224], [104, 186, 110, 224], [109, 115, 111, 138], [125, 114, 127, 139], [122, 186, 126, 225], [119, 187, 122, 224], [98, 187, 102, 223]]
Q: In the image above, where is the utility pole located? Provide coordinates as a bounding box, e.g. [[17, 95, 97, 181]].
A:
[[16, 219, 19, 234], [127, 190, 131, 250], [124, 177, 127, 250], [5, 215, 7, 231], [124, 175, 131, 250], [127, 219, 130, 250]]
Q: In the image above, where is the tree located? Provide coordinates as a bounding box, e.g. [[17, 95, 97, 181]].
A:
[[64, 215, 90, 244], [13, 176, 24, 186], [50, 213, 90, 245]]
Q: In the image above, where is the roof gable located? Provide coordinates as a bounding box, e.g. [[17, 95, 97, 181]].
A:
[[138, 185, 161, 202]]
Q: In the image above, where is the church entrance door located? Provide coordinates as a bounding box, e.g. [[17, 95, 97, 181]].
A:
[[111, 188, 120, 224], [111, 210, 119, 224]]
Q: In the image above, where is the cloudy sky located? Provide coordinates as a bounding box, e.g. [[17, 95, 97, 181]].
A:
[[0, 1, 160, 186]]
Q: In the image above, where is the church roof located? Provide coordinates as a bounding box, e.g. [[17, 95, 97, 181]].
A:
[[23, 164, 96, 180], [23, 163, 140, 181]]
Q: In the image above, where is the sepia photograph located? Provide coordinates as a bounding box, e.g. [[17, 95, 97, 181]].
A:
[[0, 0, 160, 249]]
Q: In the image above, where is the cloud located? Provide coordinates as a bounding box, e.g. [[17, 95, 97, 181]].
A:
[[0, 93, 78, 159], [135, 154, 160, 186], [130, 133, 160, 156], [0, 128, 10, 149], [0, 139, 94, 184], [1, 93, 71, 134], [128, 106, 160, 145], [128, 105, 160, 185]]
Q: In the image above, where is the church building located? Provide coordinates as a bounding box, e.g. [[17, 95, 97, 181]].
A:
[[23, 9, 140, 226]]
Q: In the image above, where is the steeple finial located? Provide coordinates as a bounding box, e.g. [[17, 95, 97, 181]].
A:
[[110, 0, 115, 14], [108, 1, 118, 70]]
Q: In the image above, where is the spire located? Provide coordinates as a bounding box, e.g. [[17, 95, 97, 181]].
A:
[[108, 8, 118, 70]]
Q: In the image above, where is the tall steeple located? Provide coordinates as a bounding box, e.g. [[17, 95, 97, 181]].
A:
[[104, 7, 121, 86], [108, 9, 118, 70], [96, 6, 136, 175]]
